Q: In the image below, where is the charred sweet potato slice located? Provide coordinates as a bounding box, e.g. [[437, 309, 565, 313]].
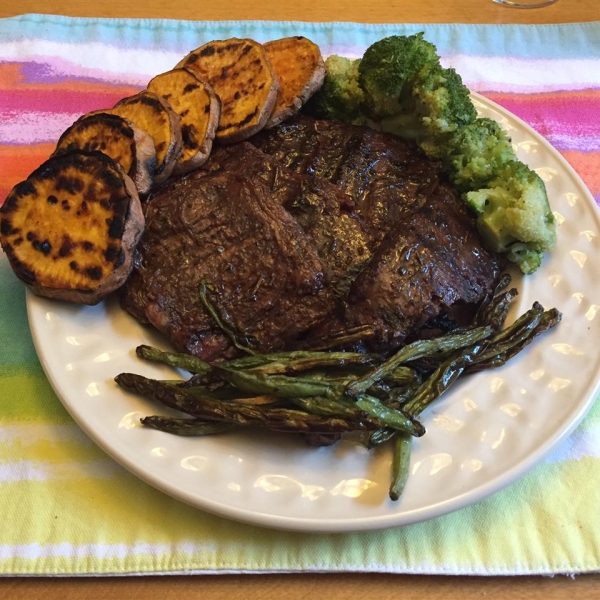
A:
[[109, 91, 183, 184], [264, 36, 326, 128], [147, 68, 221, 174], [0, 151, 144, 305], [54, 112, 156, 194], [176, 38, 279, 143]]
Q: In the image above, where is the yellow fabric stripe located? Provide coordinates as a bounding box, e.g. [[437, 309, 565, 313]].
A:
[[1, 457, 599, 574]]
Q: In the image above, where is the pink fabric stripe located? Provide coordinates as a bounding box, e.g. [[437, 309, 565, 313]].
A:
[[0, 89, 140, 115], [484, 91, 600, 151]]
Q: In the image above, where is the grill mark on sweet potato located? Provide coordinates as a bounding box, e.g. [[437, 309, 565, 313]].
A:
[[12, 254, 38, 284], [219, 42, 244, 53], [181, 124, 198, 149], [56, 175, 84, 196], [263, 36, 326, 128], [59, 236, 75, 257], [109, 91, 182, 184], [104, 245, 119, 262], [147, 68, 220, 173], [136, 94, 164, 113], [107, 215, 125, 239], [98, 167, 124, 191], [53, 114, 141, 186], [85, 266, 103, 280], [14, 181, 36, 200], [0, 218, 16, 236], [218, 107, 259, 132]]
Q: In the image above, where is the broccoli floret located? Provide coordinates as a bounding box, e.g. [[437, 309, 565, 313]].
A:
[[444, 117, 517, 190], [357, 35, 476, 157], [307, 55, 366, 124], [465, 161, 557, 274], [414, 65, 477, 137], [359, 32, 440, 118]]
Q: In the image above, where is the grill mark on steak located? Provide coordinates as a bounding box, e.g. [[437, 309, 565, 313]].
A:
[[121, 170, 335, 361]]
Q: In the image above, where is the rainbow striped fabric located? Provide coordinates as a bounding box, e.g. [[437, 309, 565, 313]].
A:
[[1, 15, 600, 576]]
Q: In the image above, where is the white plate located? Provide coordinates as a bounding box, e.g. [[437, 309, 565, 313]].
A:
[[26, 94, 600, 532]]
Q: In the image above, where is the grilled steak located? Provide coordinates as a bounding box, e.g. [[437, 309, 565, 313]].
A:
[[121, 170, 335, 361], [123, 115, 501, 360]]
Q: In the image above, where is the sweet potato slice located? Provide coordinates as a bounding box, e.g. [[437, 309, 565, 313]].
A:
[[264, 36, 326, 128], [53, 112, 156, 195], [147, 69, 220, 174], [176, 38, 279, 143], [109, 91, 183, 184], [0, 151, 144, 305]]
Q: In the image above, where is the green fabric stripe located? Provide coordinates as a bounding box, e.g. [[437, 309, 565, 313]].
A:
[[0, 261, 36, 369], [0, 372, 70, 422]]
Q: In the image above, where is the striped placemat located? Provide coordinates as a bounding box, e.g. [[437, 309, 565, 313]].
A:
[[1, 15, 600, 575]]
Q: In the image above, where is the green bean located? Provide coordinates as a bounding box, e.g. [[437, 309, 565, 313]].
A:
[[345, 326, 493, 398], [487, 302, 544, 345], [473, 273, 514, 327], [199, 279, 257, 355], [468, 308, 561, 373], [121, 273, 564, 504], [475, 287, 519, 332], [289, 397, 368, 420], [116, 373, 380, 434], [355, 395, 425, 437], [385, 366, 422, 387], [136, 345, 211, 375], [141, 416, 234, 436], [367, 428, 396, 449], [212, 366, 339, 399], [389, 433, 413, 501], [403, 341, 489, 416], [178, 383, 253, 401], [291, 324, 375, 351], [224, 351, 382, 374]]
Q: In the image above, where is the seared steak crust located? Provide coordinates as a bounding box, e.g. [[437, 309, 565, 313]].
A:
[[203, 143, 373, 293], [254, 116, 502, 349], [252, 115, 443, 238], [340, 185, 502, 350]]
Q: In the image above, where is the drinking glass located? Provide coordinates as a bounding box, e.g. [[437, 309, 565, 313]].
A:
[[493, 0, 558, 7]]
